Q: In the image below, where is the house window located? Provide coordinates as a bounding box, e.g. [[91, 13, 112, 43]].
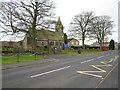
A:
[[72, 42, 74, 45], [76, 42, 78, 45]]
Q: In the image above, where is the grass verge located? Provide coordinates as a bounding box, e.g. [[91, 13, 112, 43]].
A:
[[2, 54, 46, 64], [58, 50, 106, 55], [81, 51, 105, 54]]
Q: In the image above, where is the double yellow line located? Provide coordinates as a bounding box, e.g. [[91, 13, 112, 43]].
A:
[[77, 61, 112, 78], [77, 56, 119, 78]]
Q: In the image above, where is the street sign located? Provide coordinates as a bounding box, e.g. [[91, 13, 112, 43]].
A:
[[64, 44, 68, 49]]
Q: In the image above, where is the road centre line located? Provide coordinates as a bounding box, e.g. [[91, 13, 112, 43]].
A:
[[81, 59, 94, 64], [30, 66, 71, 78], [81, 61, 87, 64], [97, 56, 104, 59], [87, 59, 94, 62]]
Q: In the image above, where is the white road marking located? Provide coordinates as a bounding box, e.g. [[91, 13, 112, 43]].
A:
[[108, 56, 119, 62], [109, 58, 114, 62], [97, 56, 104, 59], [95, 63, 118, 88], [81, 59, 94, 64], [87, 59, 94, 62], [114, 56, 119, 61], [81, 61, 87, 64], [30, 66, 71, 78]]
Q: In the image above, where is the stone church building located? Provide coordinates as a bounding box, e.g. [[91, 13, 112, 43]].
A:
[[21, 17, 65, 51]]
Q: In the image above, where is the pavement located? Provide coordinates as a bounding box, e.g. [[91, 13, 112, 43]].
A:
[[2, 56, 56, 70], [2, 50, 119, 88], [2, 53, 92, 70]]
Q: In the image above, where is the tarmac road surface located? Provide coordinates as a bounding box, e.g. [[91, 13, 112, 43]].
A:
[[2, 50, 119, 88]]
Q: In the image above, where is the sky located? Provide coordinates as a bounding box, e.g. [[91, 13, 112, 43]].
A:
[[54, 0, 119, 44], [118, 1, 120, 43], [0, 0, 119, 45]]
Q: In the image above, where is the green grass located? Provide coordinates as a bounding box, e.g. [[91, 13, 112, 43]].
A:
[[58, 50, 105, 55], [81, 51, 104, 55], [57, 52, 79, 55], [2, 54, 46, 64], [2, 51, 107, 64]]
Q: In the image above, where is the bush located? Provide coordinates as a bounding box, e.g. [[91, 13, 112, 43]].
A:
[[70, 46, 100, 50]]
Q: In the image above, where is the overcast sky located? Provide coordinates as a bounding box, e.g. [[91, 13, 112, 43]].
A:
[[0, 0, 119, 44], [54, 0, 119, 44]]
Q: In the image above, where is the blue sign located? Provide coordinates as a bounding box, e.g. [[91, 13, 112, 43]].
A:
[[64, 44, 68, 49]]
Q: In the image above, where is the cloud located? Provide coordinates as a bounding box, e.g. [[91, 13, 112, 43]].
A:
[[54, 0, 119, 43]]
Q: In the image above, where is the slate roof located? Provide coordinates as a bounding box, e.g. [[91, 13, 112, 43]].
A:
[[36, 30, 64, 41], [68, 38, 79, 42]]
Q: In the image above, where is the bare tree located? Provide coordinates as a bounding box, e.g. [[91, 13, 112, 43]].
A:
[[0, 0, 55, 52], [89, 16, 114, 50], [68, 11, 95, 49]]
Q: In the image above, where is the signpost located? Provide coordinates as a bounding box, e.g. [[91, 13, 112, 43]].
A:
[[64, 44, 68, 49]]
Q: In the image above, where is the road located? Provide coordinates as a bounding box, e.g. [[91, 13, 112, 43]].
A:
[[2, 50, 119, 88]]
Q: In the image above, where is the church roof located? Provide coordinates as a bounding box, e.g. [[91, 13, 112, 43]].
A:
[[36, 29, 64, 41], [55, 17, 64, 31]]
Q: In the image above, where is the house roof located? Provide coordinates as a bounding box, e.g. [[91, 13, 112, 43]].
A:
[[36, 30, 64, 41], [68, 38, 79, 42]]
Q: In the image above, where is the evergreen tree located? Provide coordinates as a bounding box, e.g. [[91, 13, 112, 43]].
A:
[[64, 33, 68, 44], [109, 39, 115, 50]]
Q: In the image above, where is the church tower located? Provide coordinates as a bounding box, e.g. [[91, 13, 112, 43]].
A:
[[55, 17, 64, 33]]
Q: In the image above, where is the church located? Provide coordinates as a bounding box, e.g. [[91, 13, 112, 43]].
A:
[[16, 17, 65, 51]]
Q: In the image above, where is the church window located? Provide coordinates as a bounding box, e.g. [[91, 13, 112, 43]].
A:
[[56, 42, 58, 45], [60, 43, 63, 46], [42, 42, 44, 46], [27, 37, 31, 45], [50, 42, 54, 45], [20, 42, 22, 46]]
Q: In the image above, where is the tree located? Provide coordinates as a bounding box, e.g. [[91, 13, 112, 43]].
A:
[[109, 39, 115, 50], [0, 0, 55, 52], [89, 16, 114, 50], [64, 33, 68, 44], [68, 11, 95, 50]]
